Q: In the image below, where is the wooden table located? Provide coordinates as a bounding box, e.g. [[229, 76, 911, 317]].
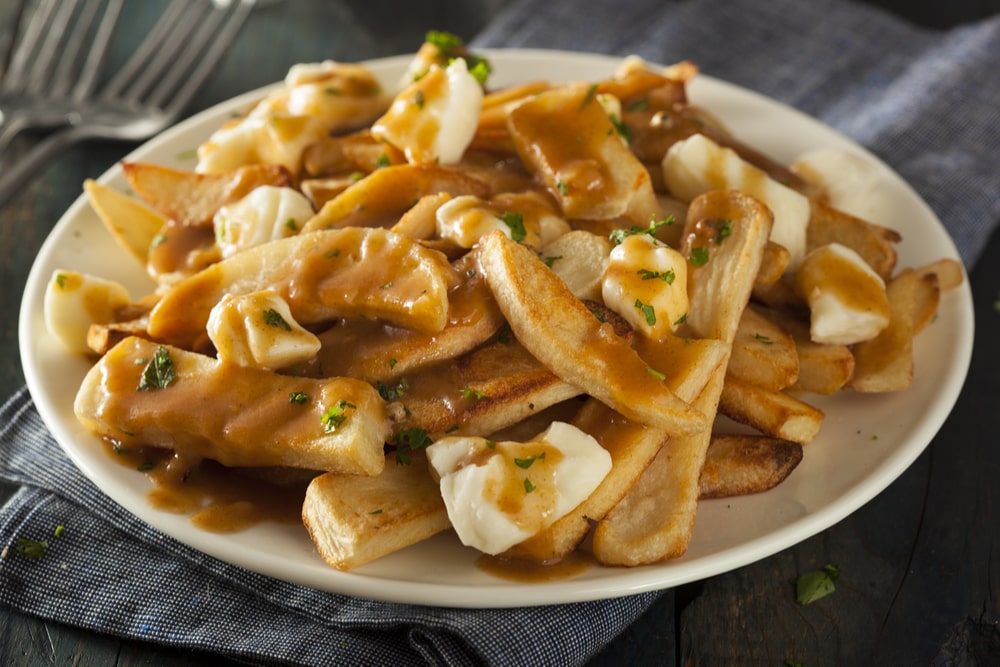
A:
[[2, 1, 997, 664]]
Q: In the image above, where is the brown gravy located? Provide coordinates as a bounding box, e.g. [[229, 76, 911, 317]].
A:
[[101, 440, 309, 533], [475, 550, 593, 583]]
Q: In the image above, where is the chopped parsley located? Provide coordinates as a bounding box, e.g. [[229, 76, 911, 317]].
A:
[[289, 391, 309, 405], [137, 345, 176, 391], [263, 307, 292, 331], [460, 385, 485, 400], [426, 30, 463, 54], [646, 367, 666, 381], [543, 255, 562, 268], [137, 459, 155, 472], [555, 180, 568, 195], [627, 97, 649, 112], [15, 538, 48, 560], [514, 452, 546, 469], [389, 358, 398, 369], [609, 215, 675, 245], [391, 428, 432, 465], [753, 333, 773, 345], [285, 217, 298, 231], [634, 298, 656, 326], [376, 378, 410, 401], [321, 400, 356, 433], [523, 478, 537, 493], [414, 89, 425, 109], [54, 524, 65, 538], [375, 152, 391, 169], [714, 218, 733, 244], [674, 313, 688, 326], [579, 83, 599, 111], [638, 268, 676, 284], [609, 114, 633, 143], [689, 246, 710, 266], [424, 30, 491, 85], [369, 508, 383, 515], [55, 273, 68, 289], [499, 211, 526, 242], [590, 308, 608, 323], [794, 564, 839, 605]]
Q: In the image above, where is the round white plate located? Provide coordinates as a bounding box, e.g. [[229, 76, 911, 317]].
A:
[[19, 50, 974, 608]]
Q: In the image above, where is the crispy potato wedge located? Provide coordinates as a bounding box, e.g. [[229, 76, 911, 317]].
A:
[[593, 190, 773, 566], [310, 253, 504, 383], [477, 230, 706, 436], [507, 85, 660, 224], [848, 268, 929, 392], [303, 453, 449, 570], [390, 339, 583, 439], [542, 230, 613, 301], [301, 164, 490, 232], [755, 241, 791, 286], [75, 336, 390, 474], [806, 199, 900, 281], [758, 305, 854, 394], [698, 434, 803, 499], [121, 161, 293, 226], [84, 179, 167, 263], [147, 227, 455, 347], [719, 375, 824, 444], [728, 306, 799, 391]]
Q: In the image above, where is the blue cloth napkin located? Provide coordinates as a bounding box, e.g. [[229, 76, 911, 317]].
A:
[[2, 1, 998, 665]]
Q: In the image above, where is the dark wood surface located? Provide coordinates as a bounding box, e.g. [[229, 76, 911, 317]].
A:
[[2, 1, 998, 665]]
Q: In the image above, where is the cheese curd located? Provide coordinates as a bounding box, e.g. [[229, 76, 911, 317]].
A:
[[213, 185, 315, 258], [795, 242, 890, 345], [426, 422, 612, 555], [44, 270, 131, 355], [371, 58, 483, 165], [663, 133, 810, 268], [602, 234, 690, 338], [435, 191, 567, 250], [207, 290, 321, 371]]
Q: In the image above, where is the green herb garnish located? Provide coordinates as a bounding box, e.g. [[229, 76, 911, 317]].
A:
[[137, 345, 176, 391], [263, 308, 292, 331]]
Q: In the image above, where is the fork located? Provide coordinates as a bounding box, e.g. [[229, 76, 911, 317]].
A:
[[0, 0, 256, 208], [0, 0, 123, 155]]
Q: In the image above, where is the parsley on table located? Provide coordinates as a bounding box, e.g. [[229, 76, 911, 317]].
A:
[[794, 564, 840, 604], [15, 537, 48, 559]]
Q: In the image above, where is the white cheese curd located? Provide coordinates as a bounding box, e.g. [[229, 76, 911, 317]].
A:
[[426, 421, 612, 555], [213, 186, 315, 258], [602, 234, 690, 338], [795, 242, 890, 345], [662, 133, 810, 268], [43, 270, 131, 355], [207, 290, 321, 371], [792, 147, 892, 225], [435, 195, 544, 249], [371, 58, 483, 165]]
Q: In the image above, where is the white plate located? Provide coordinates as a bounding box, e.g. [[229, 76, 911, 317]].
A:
[[19, 50, 974, 608]]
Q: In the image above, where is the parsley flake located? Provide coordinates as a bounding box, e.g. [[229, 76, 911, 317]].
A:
[[391, 428, 432, 465], [15, 538, 48, 560], [514, 452, 546, 469], [753, 333, 773, 345], [579, 83, 599, 111], [289, 391, 309, 405], [137, 345, 176, 391], [376, 378, 410, 401], [524, 478, 537, 493], [55, 273, 68, 289], [634, 299, 656, 326], [609, 215, 674, 245], [794, 564, 839, 605], [637, 268, 676, 284], [647, 367, 666, 381], [689, 246, 710, 266], [263, 308, 292, 331], [714, 218, 733, 244], [499, 211, 526, 242], [460, 385, 485, 400], [321, 400, 356, 433]]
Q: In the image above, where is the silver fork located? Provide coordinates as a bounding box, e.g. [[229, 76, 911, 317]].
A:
[[0, 0, 256, 208], [0, 0, 123, 154]]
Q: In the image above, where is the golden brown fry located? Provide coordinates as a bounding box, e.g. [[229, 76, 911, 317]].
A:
[[755, 241, 791, 286], [477, 230, 707, 436], [759, 305, 854, 394], [84, 179, 167, 263], [75, 336, 390, 475], [147, 227, 455, 347], [698, 434, 803, 499], [728, 306, 799, 391], [806, 199, 900, 281], [718, 375, 824, 444], [593, 190, 773, 566], [916, 257, 964, 290], [301, 164, 490, 232], [506, 85, 660, 223], [848, 268, 929, 392], [302, 453, 450, 570], [121, 161, 293, 226]]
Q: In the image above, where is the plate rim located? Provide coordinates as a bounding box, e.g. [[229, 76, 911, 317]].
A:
[[18, 48, 975, 607]]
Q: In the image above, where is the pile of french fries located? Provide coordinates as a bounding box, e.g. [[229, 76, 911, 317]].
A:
[[53, 34, 963, 572]]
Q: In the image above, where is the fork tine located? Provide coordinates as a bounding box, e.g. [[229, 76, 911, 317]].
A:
[[99, 0, 191, 100], [52, 0, 122, 100], [147, 0, 256, 113], [3, 0, 60, 92]]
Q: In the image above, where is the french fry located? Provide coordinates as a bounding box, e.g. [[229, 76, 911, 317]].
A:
[[718, 375, 824, 444], [727, 306, 799, 391], [593, 190, 772, 566], [75, 336, 390, 474], [121, 161, 293, 226], [147, 227, 456, 347], [302, 453, 450, 570], [806, 198, 900, 281], [758, 305, 854, 395], [301, 164, 490, 232], [477, 230, 707, 436], [84, 179, 167, 263], [698, 434, 803, 499], [848, 268, 929, 392]]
